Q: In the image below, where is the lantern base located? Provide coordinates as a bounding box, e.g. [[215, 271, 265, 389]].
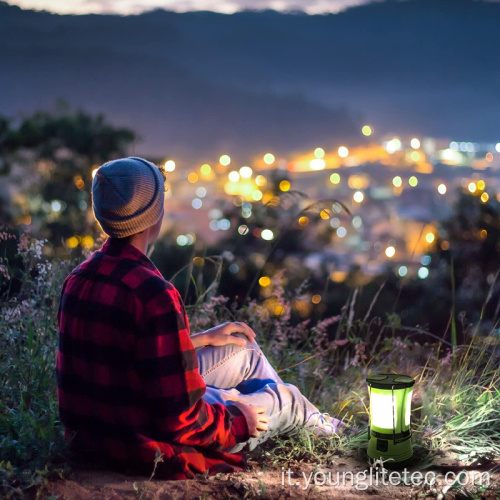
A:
[[367, 437, 413, 463]]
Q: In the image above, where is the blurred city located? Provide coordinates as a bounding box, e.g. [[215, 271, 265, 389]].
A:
[[4, 116, 500, 333], [148, 132, 500, 280]]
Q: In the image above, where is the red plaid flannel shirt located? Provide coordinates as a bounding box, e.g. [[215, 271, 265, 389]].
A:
[[56, 237, 248, 479]]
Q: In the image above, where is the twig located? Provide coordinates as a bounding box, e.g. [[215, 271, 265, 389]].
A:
[[277, 349, 331, 374], [363, 281, 385, 322]]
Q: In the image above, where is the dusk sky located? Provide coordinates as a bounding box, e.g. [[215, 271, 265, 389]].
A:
[[3, 0, 500, 155], [7, 0, 377, 15]]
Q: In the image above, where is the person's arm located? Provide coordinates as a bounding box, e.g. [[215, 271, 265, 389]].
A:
[[191, 322, 256, 348], [135, 277, 251, 449]]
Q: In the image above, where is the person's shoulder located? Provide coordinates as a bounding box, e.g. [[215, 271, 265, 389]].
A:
[[123, 266, 180, 306], [61, 253, 95, 288], [120, 262, 164, 288], [64, 248, 103, 276], [62, 250, 145, 288]]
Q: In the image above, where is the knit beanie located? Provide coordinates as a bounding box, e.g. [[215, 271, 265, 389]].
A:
[[92, 157, 165, 238]]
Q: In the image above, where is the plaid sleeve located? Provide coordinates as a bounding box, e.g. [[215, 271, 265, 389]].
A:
[[135, 275, 248, 448]]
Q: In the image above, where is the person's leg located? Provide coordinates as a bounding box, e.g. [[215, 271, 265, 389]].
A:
[[196, 333, 284, 393], [199, 334, 344, 448], [204, 382, 318, 452]]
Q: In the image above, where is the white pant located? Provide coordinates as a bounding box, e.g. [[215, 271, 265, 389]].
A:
[[197, 334, 323, 452]]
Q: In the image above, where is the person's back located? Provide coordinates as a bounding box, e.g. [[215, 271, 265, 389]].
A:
[[56, 158, 249, 478], [57, 238, 173, 453]]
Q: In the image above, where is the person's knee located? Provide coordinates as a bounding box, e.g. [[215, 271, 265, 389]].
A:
[[229, 332, 262, 354], [230, 331, 253, 344], [232, 331, 265, 352], [210, 336, 261, 370]]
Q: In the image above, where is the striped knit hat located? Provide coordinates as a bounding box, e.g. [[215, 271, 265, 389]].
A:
[[92, 157, 165, 238]]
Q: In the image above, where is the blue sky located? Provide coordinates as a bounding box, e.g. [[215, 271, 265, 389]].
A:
[[6, 0, 377, 15]]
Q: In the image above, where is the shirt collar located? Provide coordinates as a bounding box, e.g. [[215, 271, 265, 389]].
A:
[[99, 237, 158, 272]]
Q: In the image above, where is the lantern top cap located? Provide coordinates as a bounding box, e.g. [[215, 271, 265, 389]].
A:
[[366, 374, 415, 390]]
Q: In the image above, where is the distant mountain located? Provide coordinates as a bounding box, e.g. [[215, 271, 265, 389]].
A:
[[1, 0, 499, 163]]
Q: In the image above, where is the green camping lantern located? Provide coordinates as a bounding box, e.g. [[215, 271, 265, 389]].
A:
[[367, 374, 415, 463]]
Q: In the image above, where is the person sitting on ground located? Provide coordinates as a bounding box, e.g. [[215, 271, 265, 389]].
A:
[[56, 157, 345, 479]]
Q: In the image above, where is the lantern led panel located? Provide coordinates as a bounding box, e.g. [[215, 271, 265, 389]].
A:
[[367, 374, 415, 463]]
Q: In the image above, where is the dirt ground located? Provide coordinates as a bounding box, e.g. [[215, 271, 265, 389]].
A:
[[43, 454, 500, 500]]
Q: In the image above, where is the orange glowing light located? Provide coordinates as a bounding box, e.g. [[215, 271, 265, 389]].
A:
[[187, 172, 199, 183]]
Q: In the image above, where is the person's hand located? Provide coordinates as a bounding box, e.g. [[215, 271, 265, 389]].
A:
[[193, 321, 256, 348], [230, 401, 269, 438]]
